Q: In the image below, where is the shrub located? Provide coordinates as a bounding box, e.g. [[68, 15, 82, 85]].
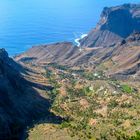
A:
[[121, 84, 134, 93], [60, 121, 71, 129], [108, 100, 118, 108], [129, 131, 140, 140]]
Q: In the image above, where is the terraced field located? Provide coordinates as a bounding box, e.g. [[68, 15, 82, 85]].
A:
[[26, 64, 140, 140]]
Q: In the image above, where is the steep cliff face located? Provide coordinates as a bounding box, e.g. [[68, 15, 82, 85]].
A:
[[0, 49, 52, 140], [80, 4, 140, 48]]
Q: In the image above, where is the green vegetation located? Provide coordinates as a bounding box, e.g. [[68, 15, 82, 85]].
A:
[[81, 71, 105, 80], [121, 84, 134, 93], [129, 131, 140, 140], [27, 64, 140, 140], [48, 63, 69, 71], [108, 100, 119, 108]]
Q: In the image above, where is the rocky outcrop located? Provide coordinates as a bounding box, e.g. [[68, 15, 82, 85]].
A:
[[80, 4, 140, 48]]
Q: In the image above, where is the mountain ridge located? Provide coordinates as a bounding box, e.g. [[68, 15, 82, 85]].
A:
[[80, 3, 140, 48], [15, 32, 140, 79]]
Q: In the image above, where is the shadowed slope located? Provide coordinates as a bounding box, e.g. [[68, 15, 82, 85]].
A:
[[0, 49, 61, 140]]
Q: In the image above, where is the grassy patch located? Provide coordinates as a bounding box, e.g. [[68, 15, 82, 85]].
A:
[[121, 84, 134, 93]]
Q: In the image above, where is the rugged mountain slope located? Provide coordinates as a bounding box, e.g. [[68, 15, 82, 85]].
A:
[[15, 33, 140, 79], [15, 42, 112, 67], [15, 42, 76, 66], [80, 4, 140, 48], [0, 49, 55, 140], [105, 32, 140, 76]]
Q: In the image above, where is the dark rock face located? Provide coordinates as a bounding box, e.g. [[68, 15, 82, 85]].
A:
[[126, 31, 140, 42], [0, 49, 53, 140], [118, 31, 140, 47], [80, 4, 140, 48], [15, 42, 78, 66]]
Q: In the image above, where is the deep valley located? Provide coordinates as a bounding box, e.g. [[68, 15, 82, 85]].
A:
[[1, 3, 140, 140]]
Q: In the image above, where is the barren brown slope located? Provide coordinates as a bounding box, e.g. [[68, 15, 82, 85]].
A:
[[15, 42, 76, 66], [105, 33, 140, 78], [15, 33, 140, 79], [15, 41, 111, 67]]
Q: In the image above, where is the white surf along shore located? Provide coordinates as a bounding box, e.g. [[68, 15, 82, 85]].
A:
[[75, 34, 87, 47]]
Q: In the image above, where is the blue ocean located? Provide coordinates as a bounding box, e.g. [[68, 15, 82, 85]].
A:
[[0, 0, 139, 55]]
